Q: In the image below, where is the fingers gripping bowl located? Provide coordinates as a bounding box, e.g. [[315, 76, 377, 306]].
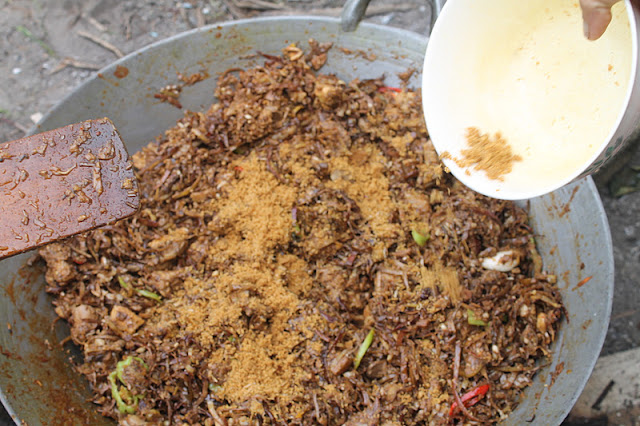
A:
[[0, 17, 613, 425]]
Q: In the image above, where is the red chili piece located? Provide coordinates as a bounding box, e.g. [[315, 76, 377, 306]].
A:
[[378, 86, 402, 93], [449, 384, 490, 417]]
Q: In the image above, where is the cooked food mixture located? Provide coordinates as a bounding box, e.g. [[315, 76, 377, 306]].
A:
[[40, 42, 564, 425], [442, 127, 523, 181]]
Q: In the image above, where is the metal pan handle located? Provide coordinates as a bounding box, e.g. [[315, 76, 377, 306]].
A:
[[341, 0, 445, 33]]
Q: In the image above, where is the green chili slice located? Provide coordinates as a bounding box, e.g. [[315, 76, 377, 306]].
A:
[[117, 276, 131, 290], [108, 371, 138, 414], [109, 356, 149, 414], [117, 276, 161, 302], [209, 384, 223, 393], [136, 289, 162, 302], [354, 328, 375, 369], [411, 230, 429, 247], [467, 309, 488, 326]]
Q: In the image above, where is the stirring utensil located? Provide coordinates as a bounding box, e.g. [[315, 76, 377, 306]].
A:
[[0, 118, 140, 260]]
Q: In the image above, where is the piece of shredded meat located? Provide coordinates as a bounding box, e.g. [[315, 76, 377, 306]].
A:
[[40, 40, 564, 425]]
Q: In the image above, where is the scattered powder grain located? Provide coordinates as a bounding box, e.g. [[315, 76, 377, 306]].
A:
[[442, 127, 523, 181]]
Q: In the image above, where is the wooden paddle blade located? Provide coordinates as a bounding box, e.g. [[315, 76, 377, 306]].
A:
[[0, 118, 140, 260]]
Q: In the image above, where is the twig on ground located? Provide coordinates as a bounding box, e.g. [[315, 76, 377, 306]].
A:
[[591, 380, 616, 411], [49, 57, 101, 74], [76, 30, 123, 58], [0, 117, 28, 134], [85, 15, 107, 32], [68, 12, 82, 30], [124, 13, 134, 40]]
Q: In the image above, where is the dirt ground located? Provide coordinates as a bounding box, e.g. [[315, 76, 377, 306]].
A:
[[1, 0, 639, 424]]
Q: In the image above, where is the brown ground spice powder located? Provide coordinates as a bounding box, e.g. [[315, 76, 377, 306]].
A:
[[175, 153, 319, 407], [443, 127, 522, 181]]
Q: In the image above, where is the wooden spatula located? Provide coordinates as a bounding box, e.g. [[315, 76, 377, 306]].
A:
[[0, 118, 140, 260]]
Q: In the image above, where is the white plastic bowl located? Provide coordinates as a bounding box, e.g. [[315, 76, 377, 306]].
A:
[[423, 0, 640, 200]]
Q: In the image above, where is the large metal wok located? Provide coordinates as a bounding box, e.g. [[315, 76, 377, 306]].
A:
[[0, 2, 613, 425]]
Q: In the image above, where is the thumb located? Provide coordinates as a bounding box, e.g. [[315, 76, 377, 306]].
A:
[[580, 0, 618, 40]]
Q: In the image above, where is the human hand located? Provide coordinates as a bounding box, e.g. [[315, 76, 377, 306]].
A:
[[580, 0, 639, 40]]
